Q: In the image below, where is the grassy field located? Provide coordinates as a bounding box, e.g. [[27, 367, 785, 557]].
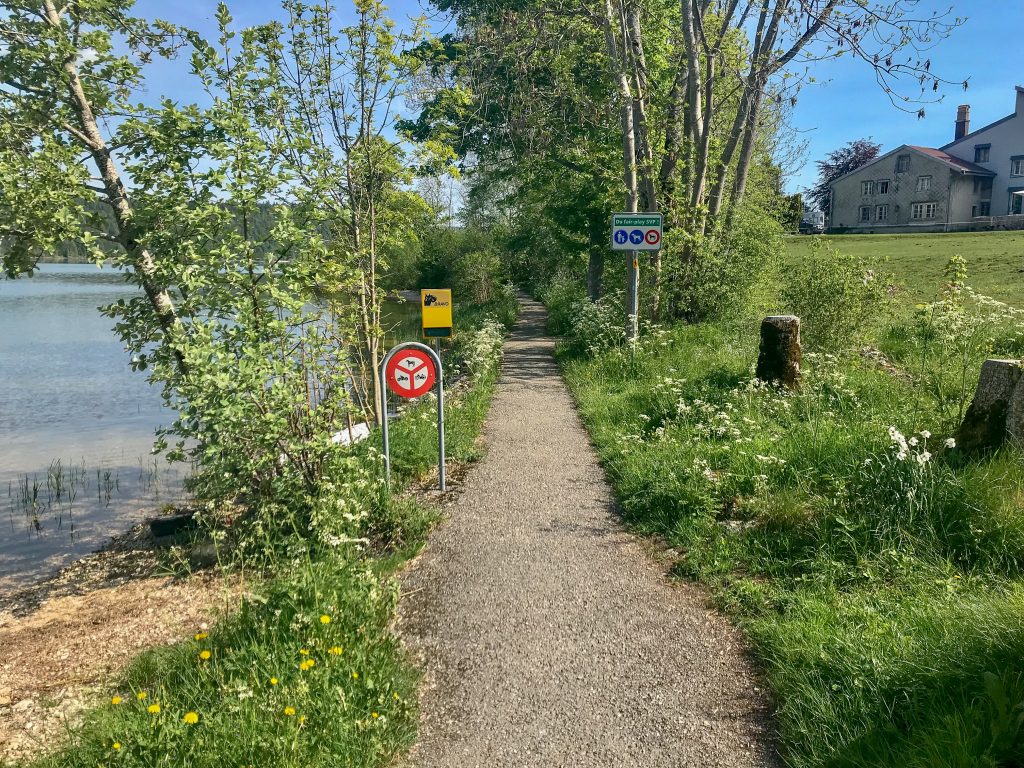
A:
[[553, 233, 1024, 767], [785, 231, 1024, 308]]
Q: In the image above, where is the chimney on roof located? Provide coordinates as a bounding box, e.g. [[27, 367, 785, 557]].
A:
[[955, 104, 970, 141], [1017, 86, 1024, 116]]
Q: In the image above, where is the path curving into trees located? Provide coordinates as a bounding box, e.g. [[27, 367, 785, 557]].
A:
[[399, 298, 776, 767]]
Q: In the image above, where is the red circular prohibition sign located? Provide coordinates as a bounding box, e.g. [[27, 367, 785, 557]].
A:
[[644, 229, 661, 245], [385, 349, 437, 399]]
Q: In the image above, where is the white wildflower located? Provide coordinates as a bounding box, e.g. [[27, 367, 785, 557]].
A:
[[944, 437, 957, 449]]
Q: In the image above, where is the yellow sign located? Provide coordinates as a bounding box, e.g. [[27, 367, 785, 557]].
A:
[[421, 289, 453, 338]]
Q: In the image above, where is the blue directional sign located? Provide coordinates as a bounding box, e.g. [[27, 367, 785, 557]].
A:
[[610, 213, 663, 251]]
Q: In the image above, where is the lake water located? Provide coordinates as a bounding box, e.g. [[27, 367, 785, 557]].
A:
[[0, 264, 183, 593]]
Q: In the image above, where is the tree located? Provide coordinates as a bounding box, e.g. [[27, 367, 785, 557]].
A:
[[0, 0, 188, 373], [807, 138, 882, 218]]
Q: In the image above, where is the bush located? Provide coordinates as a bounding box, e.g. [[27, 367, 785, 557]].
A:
[[780, 237, 887, 350], [565, 291, 626, 357], [540, 274, 588, 336]]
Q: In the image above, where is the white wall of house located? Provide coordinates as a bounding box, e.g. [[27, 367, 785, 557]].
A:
[[944, 87, 1024, 216]]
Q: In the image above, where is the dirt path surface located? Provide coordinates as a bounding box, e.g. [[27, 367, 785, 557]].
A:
[[399, 298, 776, 767]]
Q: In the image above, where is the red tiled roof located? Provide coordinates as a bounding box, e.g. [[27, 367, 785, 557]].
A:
[[907, 145, 995, 175]]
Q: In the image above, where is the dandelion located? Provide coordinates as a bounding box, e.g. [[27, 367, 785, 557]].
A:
[[194, 632, 208, 641], [299, 715, 307, 725], [371, 712, 379, 719], [112, 742, 121, 751], [299, 649, 310, 656], [270, 677, 279, 685], [199, 650, 211, 661], [328, 646, 343, 656], [183, 712, 199, 725], [284, 707, 296, 717], [300, 659, 316, 671], [111, 696, 123, 706], [319, 615, 331, 625], [352, 672, 359, 680], [393, 692, 400, 700], [136, 692, 147, 701], [147, 703, 161, 715]]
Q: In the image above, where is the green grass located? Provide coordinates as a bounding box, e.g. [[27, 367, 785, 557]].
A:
[[785, 231, 1024, 308], [559, 318, 1024, 768], [16, 295, 517, 768]]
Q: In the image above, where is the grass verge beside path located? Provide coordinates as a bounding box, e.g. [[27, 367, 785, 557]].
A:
[[560, 322, 1024, 768], [14, 297, 517, 768]]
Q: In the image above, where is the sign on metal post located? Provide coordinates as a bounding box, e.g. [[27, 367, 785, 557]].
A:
[[611, 213, 663, 251], [380, 342, 446, 492], [421, 289, 453, 338]]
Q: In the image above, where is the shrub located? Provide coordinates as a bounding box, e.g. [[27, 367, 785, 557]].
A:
[[565, 291, 626, 357], [780, 237, 888, 350]]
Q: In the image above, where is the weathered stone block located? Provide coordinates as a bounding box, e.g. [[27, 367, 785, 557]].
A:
[[756, 315, 802, 389], [956, 359, 1023, 452]]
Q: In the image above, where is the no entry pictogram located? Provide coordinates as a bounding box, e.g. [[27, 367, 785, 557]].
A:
[[385, 349, 436, 399]]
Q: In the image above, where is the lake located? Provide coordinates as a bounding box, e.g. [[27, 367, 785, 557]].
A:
[[0, 264, 183, 593]]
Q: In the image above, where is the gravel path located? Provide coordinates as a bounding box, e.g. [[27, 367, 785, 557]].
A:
[[399, 298, 776, 767]]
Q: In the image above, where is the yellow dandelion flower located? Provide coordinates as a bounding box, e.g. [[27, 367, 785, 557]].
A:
[[352, 672, 359, 680], [111, 696, 123, 705], [112, 742, 121, 751], [298, 715, 307, 725], [299, 659, 316, 671], [136, 692, 147, 701], [371, 712, 379, 719], [194, 632, 208, 641], [199, 650, 211, 661], [393, 692, 400, 701], [299, 648, 309, 656], [270, 677, 279, 685], [319, 615, 331, 625], [147, 703, 161, 714], [183, 712, 199, 725], [328, 646, 343, 656], [283, 706, 296, 716]]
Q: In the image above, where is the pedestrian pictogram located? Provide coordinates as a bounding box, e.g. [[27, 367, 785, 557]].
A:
[[614, 230, 628, 245], [385, 349, 436, 399]]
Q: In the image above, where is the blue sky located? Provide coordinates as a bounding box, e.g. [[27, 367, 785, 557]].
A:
[[132, 1, 1019, 197], [786, 4, 1024, 194]]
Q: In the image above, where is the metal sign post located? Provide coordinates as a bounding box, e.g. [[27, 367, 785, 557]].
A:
[[380, 341, 446, 493]]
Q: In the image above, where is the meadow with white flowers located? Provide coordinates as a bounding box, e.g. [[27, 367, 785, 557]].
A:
[[556, 252, 1024, 768]]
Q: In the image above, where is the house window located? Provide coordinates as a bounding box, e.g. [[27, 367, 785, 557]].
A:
[[896, 154, 911, 173], [916, 175, 932, 192], [1011, 157, 1024, 176], [877, 180, 890, 194], [859, 206, 871, 222], [876, 205, 888, 221], [1010, 191, 1024, 215], [861, 180, 875, 196], [911, 202, 936, 220], [980, 201, 991, 216], [975, 144, 991, 163], [972, 205, 978, 217]]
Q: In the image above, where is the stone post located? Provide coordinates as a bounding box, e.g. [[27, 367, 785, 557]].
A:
[[955, 359, 1024, 452], [756, 315, 802, 389]]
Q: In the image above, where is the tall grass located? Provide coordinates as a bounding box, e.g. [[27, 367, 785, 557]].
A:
[[560, 317, 1024, 767]]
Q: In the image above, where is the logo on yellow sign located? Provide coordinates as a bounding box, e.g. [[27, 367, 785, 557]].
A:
[[421, 289, 453, 338]]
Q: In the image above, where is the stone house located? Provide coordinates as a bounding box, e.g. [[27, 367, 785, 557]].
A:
[[829, 85, 1024, 233]]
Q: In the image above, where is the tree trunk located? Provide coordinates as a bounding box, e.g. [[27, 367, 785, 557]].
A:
[[43, 0, 186, 376]]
